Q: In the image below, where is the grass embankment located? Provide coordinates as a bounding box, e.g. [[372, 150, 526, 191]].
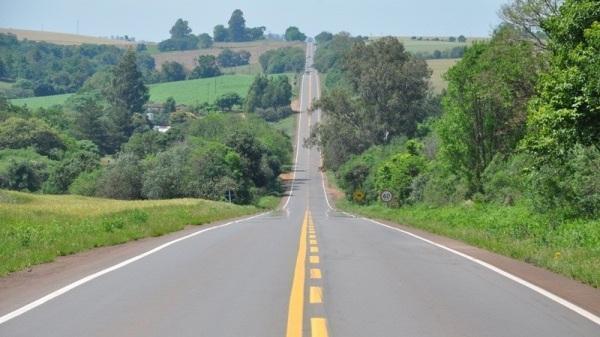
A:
[[336, 198, 600, 288], [0, 190, 267, 276]]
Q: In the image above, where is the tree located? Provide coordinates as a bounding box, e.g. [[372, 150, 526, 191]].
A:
[[457, 35, 467, 42], [142, 145, 190, 199], [160, 61, 186, 82], [215, 92, 243, 111], [188, 55, 221, 79], [500, 0, 561, 48], [315, 31, 334, 44], [213, 24, 229, 42], [245, 75, 292, 111], [449, 36, 457, 42], [217, 49, 251, 67], [438, 26, 543, 193], [0, 117, 65, 156], [197, 33, 213, 48], [522, 0, 600, 162], [68, 92, 111, 154], [228, 9, 247, 42], [96, 153, 143, 199], [246, 27, 266, 41], [170, 18, 192, 39], [259, 47, 305, 73], [106, 49, 149, 141], [285, 26, 307, 41], [163, 97, 177, 113], [0, 58, 7, 79]]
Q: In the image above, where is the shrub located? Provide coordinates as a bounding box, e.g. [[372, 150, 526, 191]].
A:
[[96, 153, 143, 200], [0, 117, 65, 157], [374, 153, 426, 206], [0, 158, 49, 192], [141, 145, 191, 199], [68, 169, 103, 196], [255, 106, 293, 122]]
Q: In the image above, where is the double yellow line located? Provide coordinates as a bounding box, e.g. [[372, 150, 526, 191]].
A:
[[286, 210, 329, 337]]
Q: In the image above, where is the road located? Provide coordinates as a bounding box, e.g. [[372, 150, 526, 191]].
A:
[[0, 42, 598, 337]]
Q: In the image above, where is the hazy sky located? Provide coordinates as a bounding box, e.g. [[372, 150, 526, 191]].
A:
[[0, 0, 508, 42]]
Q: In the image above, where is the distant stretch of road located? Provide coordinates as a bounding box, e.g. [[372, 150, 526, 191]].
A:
[[0, 42, 598, 337]]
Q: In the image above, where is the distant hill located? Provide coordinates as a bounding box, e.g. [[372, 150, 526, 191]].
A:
[[0, 27, 138, 46]]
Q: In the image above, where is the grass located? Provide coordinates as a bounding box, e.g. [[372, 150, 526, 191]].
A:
[[395, 36, 486, 54], [10, 74, 257, 109], [147, 74, 255, 105], [338, 199, 600, 288], [271, 113, 298, 138], [426, 58, 460, 93], [11, 93, 74, 110], [0, 189, 269, 276]]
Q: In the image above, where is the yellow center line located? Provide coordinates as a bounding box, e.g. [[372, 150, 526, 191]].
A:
[[310, 268, 322, 279], [310, 286, 323, 304], [285, 210, 309, 337], [311, 318, 329, 337], [310, 246, 319, 253], [310, 238, 317, 243], [309, 255, 320, 264]]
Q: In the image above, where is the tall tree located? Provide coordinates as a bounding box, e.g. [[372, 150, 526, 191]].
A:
[[522, 0, 600, 162], [228, 9, 247, 42], [106, 49, 149, 143], [68, 92, 111, 154], [438, 26, 544, 193], [170, 18, 192, 38]]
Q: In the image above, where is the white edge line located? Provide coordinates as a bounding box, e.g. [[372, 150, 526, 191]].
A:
[[282, 43, 310, 210], [0, 212, 268, 325], [366, 217, 600, 325]]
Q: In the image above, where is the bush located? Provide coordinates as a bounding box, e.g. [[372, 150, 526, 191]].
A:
[[215, 93, 243, 111], [188, 55, 221, 79], [255, 106, 293, 122], [142, 146, 190, 199], [68, 169, 103, 196], [42, 150, 101, 194], [96, 153, 143, 200], [0, 117, 65, 157], [258, 47, 305, 74], [217, 49, 251, 67], [374, 153, 426, 206], [0, 158, 49, 192]]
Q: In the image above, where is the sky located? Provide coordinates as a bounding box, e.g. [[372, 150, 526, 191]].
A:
[[0, 0, 508, 42]]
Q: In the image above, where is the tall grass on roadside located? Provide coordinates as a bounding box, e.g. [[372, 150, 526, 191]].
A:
[[0, 190, 264, 276]]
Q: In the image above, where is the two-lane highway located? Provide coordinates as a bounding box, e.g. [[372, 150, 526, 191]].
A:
[[0, 42, 598, 337]]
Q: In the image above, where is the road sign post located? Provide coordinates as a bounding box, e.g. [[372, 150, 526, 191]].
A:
[[380, 190, 393, 205]]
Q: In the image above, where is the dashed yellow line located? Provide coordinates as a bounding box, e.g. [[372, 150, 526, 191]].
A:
[[310, 239, 317, 244], [310, 286, 323, 304], [310, 268, 322, 279], [311, 317, 329, 337], [310, 246, 319, 253], [285, 210, 309, 337], [309, 255, 320, 264]]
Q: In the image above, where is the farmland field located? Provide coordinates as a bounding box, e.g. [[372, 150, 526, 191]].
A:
[[426, 58, 460, 93], [0, 28, 137, 46], [154, 40, 305, 70], [396, 36, 486, 54], [0, 189, 263, 276], [11, 74, 257, 108]]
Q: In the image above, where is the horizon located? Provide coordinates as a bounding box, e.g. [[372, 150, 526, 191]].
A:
[[0, 0, 507, 42]]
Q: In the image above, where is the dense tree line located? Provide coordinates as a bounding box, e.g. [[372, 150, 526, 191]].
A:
[[217, 49, 251, 67], [259, 47, 305, 74], [314, 0, 599, 220]]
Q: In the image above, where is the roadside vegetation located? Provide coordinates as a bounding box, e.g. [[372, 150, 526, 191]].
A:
[[0, 189, 262, 276], [312, 0, 599, 287]]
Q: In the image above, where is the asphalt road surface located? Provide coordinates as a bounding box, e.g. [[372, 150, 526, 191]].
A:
[[0, 43, 598, 337]]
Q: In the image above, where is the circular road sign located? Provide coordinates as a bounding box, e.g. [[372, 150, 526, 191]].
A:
[[380, 190, 393, 202]]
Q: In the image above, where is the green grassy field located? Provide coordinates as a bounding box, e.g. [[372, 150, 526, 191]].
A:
[[337, 199, 600, 288], [271, 113, 298, 138], [0, 190, 264, 276], [396, 36, 485, 54], [426, 58, 460, 93], [10, 74, 257, 109]]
